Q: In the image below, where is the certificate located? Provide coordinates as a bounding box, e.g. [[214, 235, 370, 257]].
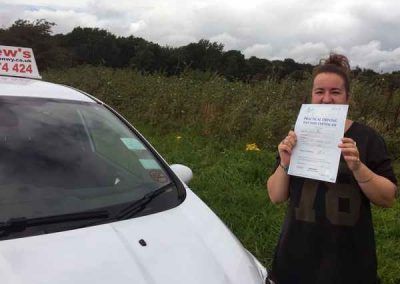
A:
[[288, 104, 349, 183]]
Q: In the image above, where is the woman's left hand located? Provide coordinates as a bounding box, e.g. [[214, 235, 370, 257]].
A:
[[338, 137, 361, 172]]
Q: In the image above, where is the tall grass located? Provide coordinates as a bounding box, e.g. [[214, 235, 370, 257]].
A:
[[44, 66, 400, 158]]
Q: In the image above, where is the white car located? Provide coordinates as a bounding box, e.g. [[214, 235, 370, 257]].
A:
[[0, 46, 269, 283]]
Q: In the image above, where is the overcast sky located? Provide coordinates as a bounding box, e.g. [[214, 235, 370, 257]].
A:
[[1, 0, 400, 72]]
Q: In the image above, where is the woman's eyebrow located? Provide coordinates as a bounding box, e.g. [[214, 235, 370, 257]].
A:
[[313, 87, 343, 90]]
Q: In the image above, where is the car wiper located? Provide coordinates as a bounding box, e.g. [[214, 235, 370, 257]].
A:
[[116, 182, 174, 220], [0, 210, 110, 237]]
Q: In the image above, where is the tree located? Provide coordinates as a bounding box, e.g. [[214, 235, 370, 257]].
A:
[[180, 39, 223, 71], [220, 50, 246, 80], [246, 56, 272, 81], [63, 27, 120, 66], [0, 19, 72, 69]]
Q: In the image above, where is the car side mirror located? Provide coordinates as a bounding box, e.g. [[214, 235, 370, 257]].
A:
[[170, 164, 193, 184]]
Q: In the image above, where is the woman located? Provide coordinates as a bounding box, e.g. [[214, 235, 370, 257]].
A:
[[266, 53, 397, 284]]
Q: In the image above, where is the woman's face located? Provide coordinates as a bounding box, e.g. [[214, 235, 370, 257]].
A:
[[311, 72, 348, 104]]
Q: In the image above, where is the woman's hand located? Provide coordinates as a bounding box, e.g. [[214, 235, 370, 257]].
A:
[[278, 130, 297, 167], [338, 137, 361, 172]]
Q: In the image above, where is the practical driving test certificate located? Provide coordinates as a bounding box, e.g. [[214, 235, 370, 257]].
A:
[[288, 104, 349, 183]]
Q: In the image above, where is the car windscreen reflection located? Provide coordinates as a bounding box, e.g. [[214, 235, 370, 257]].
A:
[[0, 97, 180, 230]]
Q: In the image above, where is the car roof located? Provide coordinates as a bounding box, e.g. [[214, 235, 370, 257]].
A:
[[0, 76, 95, 103]]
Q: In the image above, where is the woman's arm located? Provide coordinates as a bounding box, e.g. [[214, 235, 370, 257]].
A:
[[266, 131, 297, 204], [267, 165, 291, 203], [352, 163, 397, 207], [339, 138, 397, 207]]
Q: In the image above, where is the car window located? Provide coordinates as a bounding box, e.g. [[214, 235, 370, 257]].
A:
[[0, 96, 179, 225]]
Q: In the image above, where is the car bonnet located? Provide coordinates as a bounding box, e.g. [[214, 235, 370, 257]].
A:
[[0, 188, 264, 284]]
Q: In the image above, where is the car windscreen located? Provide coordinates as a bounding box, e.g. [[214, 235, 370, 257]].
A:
[[0, 96, 181, 227]]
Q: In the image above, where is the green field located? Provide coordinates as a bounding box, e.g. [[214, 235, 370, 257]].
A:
[[45, 67, 400, 283]]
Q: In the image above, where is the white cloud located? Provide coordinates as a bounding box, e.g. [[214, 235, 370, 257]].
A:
[[1, 0, 400, 71], [1, 0, 86, 8], [22, 9, 98, 34], [280, 42, 330, 63], [129, 20, 147, 34], [349, 41, 400, 72], [243, 44, 274, 59], [209, 33, 240, 51]]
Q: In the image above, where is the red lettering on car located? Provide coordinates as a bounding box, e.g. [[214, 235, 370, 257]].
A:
[[3, 49, 18, 57]]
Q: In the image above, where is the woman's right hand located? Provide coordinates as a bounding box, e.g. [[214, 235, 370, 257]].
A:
[[278, 130, 297, 167]]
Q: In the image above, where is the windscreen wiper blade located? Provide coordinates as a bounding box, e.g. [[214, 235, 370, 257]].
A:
[[116, 182, 174, 220], [0, 210, 110, 236]]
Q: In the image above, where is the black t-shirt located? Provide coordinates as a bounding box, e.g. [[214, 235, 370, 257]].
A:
[[271, 122, 397, 284]]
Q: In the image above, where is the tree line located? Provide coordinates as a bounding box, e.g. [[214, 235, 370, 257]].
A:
[[0, 19, 321, 81], [0, 19, 398, 83]]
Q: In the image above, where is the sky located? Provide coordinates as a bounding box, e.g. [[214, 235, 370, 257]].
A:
[[1, 0, 400, 72]]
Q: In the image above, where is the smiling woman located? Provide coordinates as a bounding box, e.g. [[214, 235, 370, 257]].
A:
[[266, 53, 397, 284]]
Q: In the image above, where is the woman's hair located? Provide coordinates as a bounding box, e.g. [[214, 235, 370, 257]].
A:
[[313, 53, 351, 94]]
